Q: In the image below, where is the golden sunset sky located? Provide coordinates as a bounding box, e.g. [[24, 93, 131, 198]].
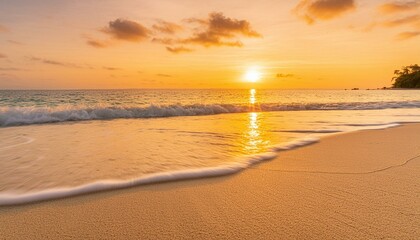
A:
[[0, 0, 419, 89]]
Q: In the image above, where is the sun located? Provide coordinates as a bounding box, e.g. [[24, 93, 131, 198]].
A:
[[245, 68, 262, 83]]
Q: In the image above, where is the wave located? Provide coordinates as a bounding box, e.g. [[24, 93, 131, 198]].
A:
[[0, 151, 281, 206], [0, 121, 408, 206], [1, 100, 420, 127]]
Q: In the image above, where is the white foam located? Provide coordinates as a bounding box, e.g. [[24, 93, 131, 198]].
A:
[[0, 152, 278, 206], [271, 137, 320, 151], [1, 100, 420, 127], [0, 121, 413, 206]]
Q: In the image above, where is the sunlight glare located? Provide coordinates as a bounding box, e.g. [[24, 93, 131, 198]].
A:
[[245, 68, 261, 83]]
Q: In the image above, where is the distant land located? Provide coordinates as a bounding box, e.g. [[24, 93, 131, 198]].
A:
[[392, 65, 420, 89]]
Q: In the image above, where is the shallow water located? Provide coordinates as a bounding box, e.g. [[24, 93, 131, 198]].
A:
[[0, 89, 419, 204]]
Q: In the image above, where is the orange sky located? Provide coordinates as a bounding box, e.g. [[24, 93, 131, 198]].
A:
[[0, 0, 419, 89]]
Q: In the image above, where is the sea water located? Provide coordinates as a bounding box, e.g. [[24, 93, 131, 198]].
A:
[[1, 89, 420, 205]]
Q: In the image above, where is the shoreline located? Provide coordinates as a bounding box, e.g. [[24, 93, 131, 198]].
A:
[[1, 123, 420, 238], [0, 121, 404, 206]]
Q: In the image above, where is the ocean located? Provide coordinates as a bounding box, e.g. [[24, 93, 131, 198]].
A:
[[1, 89, 420, 205]]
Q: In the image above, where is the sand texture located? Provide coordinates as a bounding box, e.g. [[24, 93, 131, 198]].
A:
[[1, 124, 419, 239]]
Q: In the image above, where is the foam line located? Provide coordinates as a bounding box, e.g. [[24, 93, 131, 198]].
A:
[[0, 122, 413, 206], [1, 100, 420, 126], [0, 152, 277, 206]]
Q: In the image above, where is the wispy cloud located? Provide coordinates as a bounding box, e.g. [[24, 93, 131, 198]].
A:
[[378, 1, 420, 14], [102, 18, 151, 42], [29, 57, 84, 68], [8, 40, 24, 45], [103, 67, 121, 71], [0, 53, 7, 58], [0, 67, 23, 71], [166, 46, 194, 54], [86, 39, 110, 48], [276, 73, 296, 78], [396, 31, 420, 40], [383, 14, 420, 27], [156, 73, 172, 77], [152, 20, 183, 34], [151, 37, 175, 45], [294, 0, 356, 24], [364, 13, 420, 38]]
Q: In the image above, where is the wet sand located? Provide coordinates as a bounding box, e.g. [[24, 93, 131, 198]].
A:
[[0, 124, 419, 239]]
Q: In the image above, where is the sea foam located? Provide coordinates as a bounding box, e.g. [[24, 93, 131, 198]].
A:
[[0, 122, 412, 206], [1, 100, 420, 127], [0, 152, 278, 206]]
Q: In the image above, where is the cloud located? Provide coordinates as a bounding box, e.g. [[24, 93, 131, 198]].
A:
[[166, 46, 194, 54], [378, 1, 420, 14], [156, 73, 172, 77], [88, 13, 261, 53], [152, 20, 183, 34], [276, 73, 296, 78], [8, 40, 24, 45], [0, 53, 6, 58], [87, 39, 110, 48], [396, 31, 420, 40], [151, 37, 175, 45], [383, 14, 420, 27], [0, 67, 23, 71], [182, 12, 261, 47], [103, 67, 121, 71], [102, 18, 150, 42], [182, 33, 244, 47], [29, 57, 83, 68], [294, 0, 356, 24]]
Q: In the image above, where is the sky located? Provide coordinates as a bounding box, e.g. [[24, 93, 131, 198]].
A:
[[0, 0, 419, 89]]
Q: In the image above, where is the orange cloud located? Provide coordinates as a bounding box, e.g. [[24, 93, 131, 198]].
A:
[[102, 19, 151, 42], [156, 73, 172, 77], [379, 1, 420, 14], [276, 73, 296, 78], [166, 46, 193, 54], [183, 33, 244, 47], [103, 67, 121, 71], [29, 57, 84, 68], [182, 12, 261, 47], [294, 0, 356, 24], [0, 67, 22, 71], [396, 31, 420, 40], [86, 39, 110, 48], [0, 53, 6, 58], [88, 13, 261, 53], [152, 20, 183, 34], [8, 40, 24, 45], [383, 14, 420, 27], [151, 37, 175, 45]]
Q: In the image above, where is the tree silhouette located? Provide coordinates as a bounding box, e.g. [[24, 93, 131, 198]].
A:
[[392, 64, 420, 88]]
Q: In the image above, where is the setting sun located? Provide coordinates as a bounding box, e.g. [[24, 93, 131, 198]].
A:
[[245, 68, 262, 83], [1, 1, 420, 239]]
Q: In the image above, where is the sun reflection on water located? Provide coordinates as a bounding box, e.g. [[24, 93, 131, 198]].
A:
[[242, 89, 271, 155], [249, 88, 261, 112], [250, 89, 256, 105]]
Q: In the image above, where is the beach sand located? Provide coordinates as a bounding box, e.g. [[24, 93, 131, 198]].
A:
[[0, 124, 419, 239]]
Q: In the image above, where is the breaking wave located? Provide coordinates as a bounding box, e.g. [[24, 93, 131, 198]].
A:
[[1, 100, 420, 127]]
